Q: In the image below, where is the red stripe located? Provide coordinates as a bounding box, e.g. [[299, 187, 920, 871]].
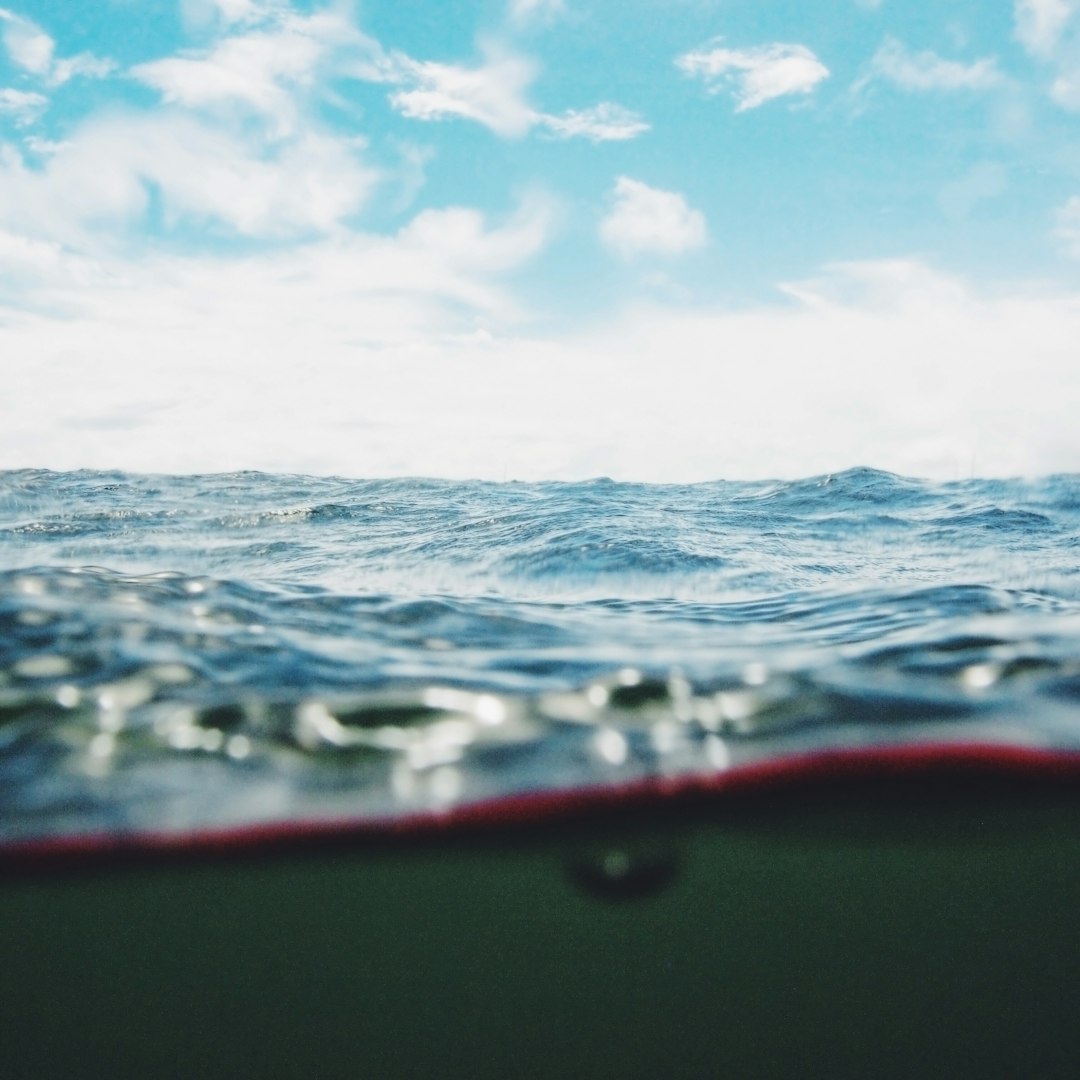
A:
[[3, 742, 1080, 864]]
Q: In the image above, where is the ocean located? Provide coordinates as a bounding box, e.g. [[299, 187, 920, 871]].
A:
[[2, 466, 1079, 849]]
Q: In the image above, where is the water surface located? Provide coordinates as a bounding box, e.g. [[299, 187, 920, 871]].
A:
[[2, 467, 1079, 845]]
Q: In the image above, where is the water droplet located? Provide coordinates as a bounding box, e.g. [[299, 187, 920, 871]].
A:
[[567, 844, 680, 901]]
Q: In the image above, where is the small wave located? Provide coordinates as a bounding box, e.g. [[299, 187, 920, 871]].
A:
[[1, 468, 1080, 845]]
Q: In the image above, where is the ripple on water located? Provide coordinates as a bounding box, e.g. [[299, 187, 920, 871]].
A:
[[0, 468, 1079, 845]]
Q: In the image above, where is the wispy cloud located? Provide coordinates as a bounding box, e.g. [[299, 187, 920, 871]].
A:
[[2, 2, 636, 261], [0, 7, 114, 87], [1055, 196, 1080, 257], [677, 40, 829, 111], [1014, 0, 1077, 57], [181, 0, 283, 30], [0, 113, 379, 247], [1012, 2, 1080, 110], [131, 10, 377, 138], [599, 177, 706, 258], [0, 181, 551, 318], [387, 47, 647, 141], [508, 0, 566, 24], [1050, 70, 1080, 107], [0, 87, 46, 124], [396, 196, 552, 278], [0, 7, 52, 74], [388, 49, 540, 138], [539, 102, 649, 141], [147, 8, 644, 145], [779, 258, 974, 310], [854, 37, 1004, 95]]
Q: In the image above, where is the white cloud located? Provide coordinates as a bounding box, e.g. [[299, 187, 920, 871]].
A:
[[50, 54, 116, 85], [1051, 70, 1080, 107], [0, 112, 378, 246], [0, 8, 53, 74], [138, 5, 641, 144], [396, 197, 552, 275], [0, 226, 61, 278], [1055, 196, 1080, 257], [1014, 0, 1077, 56], [0, 182, 551, 316], [1, 5, 636, 269], [0, 8, 113, 88], [0, 226, 110, 307], [0, 196, 560, 476], [386, 47, 647, 142], [0, 87, 46, 124], [856, 37, 1004, 94], [2, 257, 1078, 482], [181, 0, 280, 29], [3, 8, 1076, 487], [387, 139, 434, 212], [677, 40, 829, 111], [1011, 1, 1080, 110], [389, 50, 540, 138], [599, 177, 706, 258], [539, 102, 649, 141], [132, 10, 368, 137], [779, 258, 973, 310], [509, 0, 566, 22]]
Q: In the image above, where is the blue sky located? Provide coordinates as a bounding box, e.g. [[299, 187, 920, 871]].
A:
[[1, 0, 1079, 480]]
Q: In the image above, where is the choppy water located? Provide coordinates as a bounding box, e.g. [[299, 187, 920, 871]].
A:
[[2, 467, 1080, 848]]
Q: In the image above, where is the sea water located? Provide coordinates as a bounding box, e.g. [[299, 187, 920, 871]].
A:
[[1, 467, 1079, 845]]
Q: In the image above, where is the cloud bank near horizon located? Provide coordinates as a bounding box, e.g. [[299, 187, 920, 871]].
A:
[[4, 252, 1077, 482]]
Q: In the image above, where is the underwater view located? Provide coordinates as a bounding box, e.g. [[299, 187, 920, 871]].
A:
[[2, 466, 1079, 850]]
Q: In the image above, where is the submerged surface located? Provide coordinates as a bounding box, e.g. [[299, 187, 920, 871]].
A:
[[1, 467, 1079, 846]]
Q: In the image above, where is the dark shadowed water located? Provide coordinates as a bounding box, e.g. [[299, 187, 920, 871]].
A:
[[2, 467, 1079, 845]]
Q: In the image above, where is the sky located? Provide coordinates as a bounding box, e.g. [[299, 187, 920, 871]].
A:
[[1, 0, 1079, 481]]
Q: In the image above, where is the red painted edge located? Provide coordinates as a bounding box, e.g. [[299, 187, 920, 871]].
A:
[[3, 742, 1080, 864]]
